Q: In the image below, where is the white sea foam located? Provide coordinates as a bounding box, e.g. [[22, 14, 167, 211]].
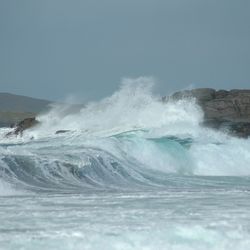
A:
[[0, 179, 23, 196]]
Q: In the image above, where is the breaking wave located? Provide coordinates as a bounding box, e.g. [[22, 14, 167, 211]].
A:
[[1, 77, 250, 193]]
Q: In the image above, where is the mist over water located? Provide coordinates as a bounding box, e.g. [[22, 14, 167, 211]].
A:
[[1, 78, 250, 250]]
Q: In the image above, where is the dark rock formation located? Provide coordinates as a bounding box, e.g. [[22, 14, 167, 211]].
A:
[[170, 88, 250, 138], [55, 130, 71, 134], [6, 117, 39, 137]]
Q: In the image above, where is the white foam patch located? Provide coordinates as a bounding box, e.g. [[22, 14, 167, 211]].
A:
[[0, 179, 23, 196], [3, 224, 250, 250], [191, 136, 250, 176]]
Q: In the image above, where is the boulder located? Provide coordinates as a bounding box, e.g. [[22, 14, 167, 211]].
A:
[[55, 130, 71, 134], [6, 117, 39, 137]]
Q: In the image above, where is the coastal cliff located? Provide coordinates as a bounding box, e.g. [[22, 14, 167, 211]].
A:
[[170, 88, 250, 137]]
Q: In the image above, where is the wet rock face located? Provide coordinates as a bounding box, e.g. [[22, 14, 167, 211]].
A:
[[229, 122, 250, 138], [203, 90, 250, 123], [55, 130, 71, 134], [171, 88, 250, 138], [6, 117, 39, 137], [171, 88, 216, 104]]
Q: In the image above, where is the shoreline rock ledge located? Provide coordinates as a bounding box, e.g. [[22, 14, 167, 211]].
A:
[[170, 88, 250, 138]]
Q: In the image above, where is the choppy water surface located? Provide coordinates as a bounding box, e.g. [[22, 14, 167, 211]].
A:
[[1, 188, 250, 250], [1, 79, 250, 249]]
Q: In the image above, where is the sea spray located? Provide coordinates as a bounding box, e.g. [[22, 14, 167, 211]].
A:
[[30, 77, 204, 138]]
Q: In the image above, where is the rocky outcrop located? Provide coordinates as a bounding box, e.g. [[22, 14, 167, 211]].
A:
[[170, 88, 250, 138], [5, 119, 71, 137], [6, 117, 39, 137]]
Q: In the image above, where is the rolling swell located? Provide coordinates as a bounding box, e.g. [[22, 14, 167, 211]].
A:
[[1, 131, 250, 193], [0, 133, 195, 192]]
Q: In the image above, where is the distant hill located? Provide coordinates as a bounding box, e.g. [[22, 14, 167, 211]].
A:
[[0, 93, 51, 113], [0, 93, 52, 127]]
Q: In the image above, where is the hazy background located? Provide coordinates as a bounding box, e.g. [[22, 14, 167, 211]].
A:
[[0, 0, 249, 101]]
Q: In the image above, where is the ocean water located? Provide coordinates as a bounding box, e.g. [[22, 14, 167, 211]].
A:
[[1, 78, 250, 250]]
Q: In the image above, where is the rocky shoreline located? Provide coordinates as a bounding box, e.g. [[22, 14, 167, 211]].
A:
[[4, 88, 250, 138], [170, 88, 250, 138]]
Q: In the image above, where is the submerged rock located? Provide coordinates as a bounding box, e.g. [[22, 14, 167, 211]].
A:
[[6, 117, 39, 137], [55, 130, 71, 134], [170, 88, 250, 138]]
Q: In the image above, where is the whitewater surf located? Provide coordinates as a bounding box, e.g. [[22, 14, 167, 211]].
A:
[[1, 78, 250, 250]]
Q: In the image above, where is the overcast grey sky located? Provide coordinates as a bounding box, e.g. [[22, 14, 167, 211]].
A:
[[0, 0, 249, 101]]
